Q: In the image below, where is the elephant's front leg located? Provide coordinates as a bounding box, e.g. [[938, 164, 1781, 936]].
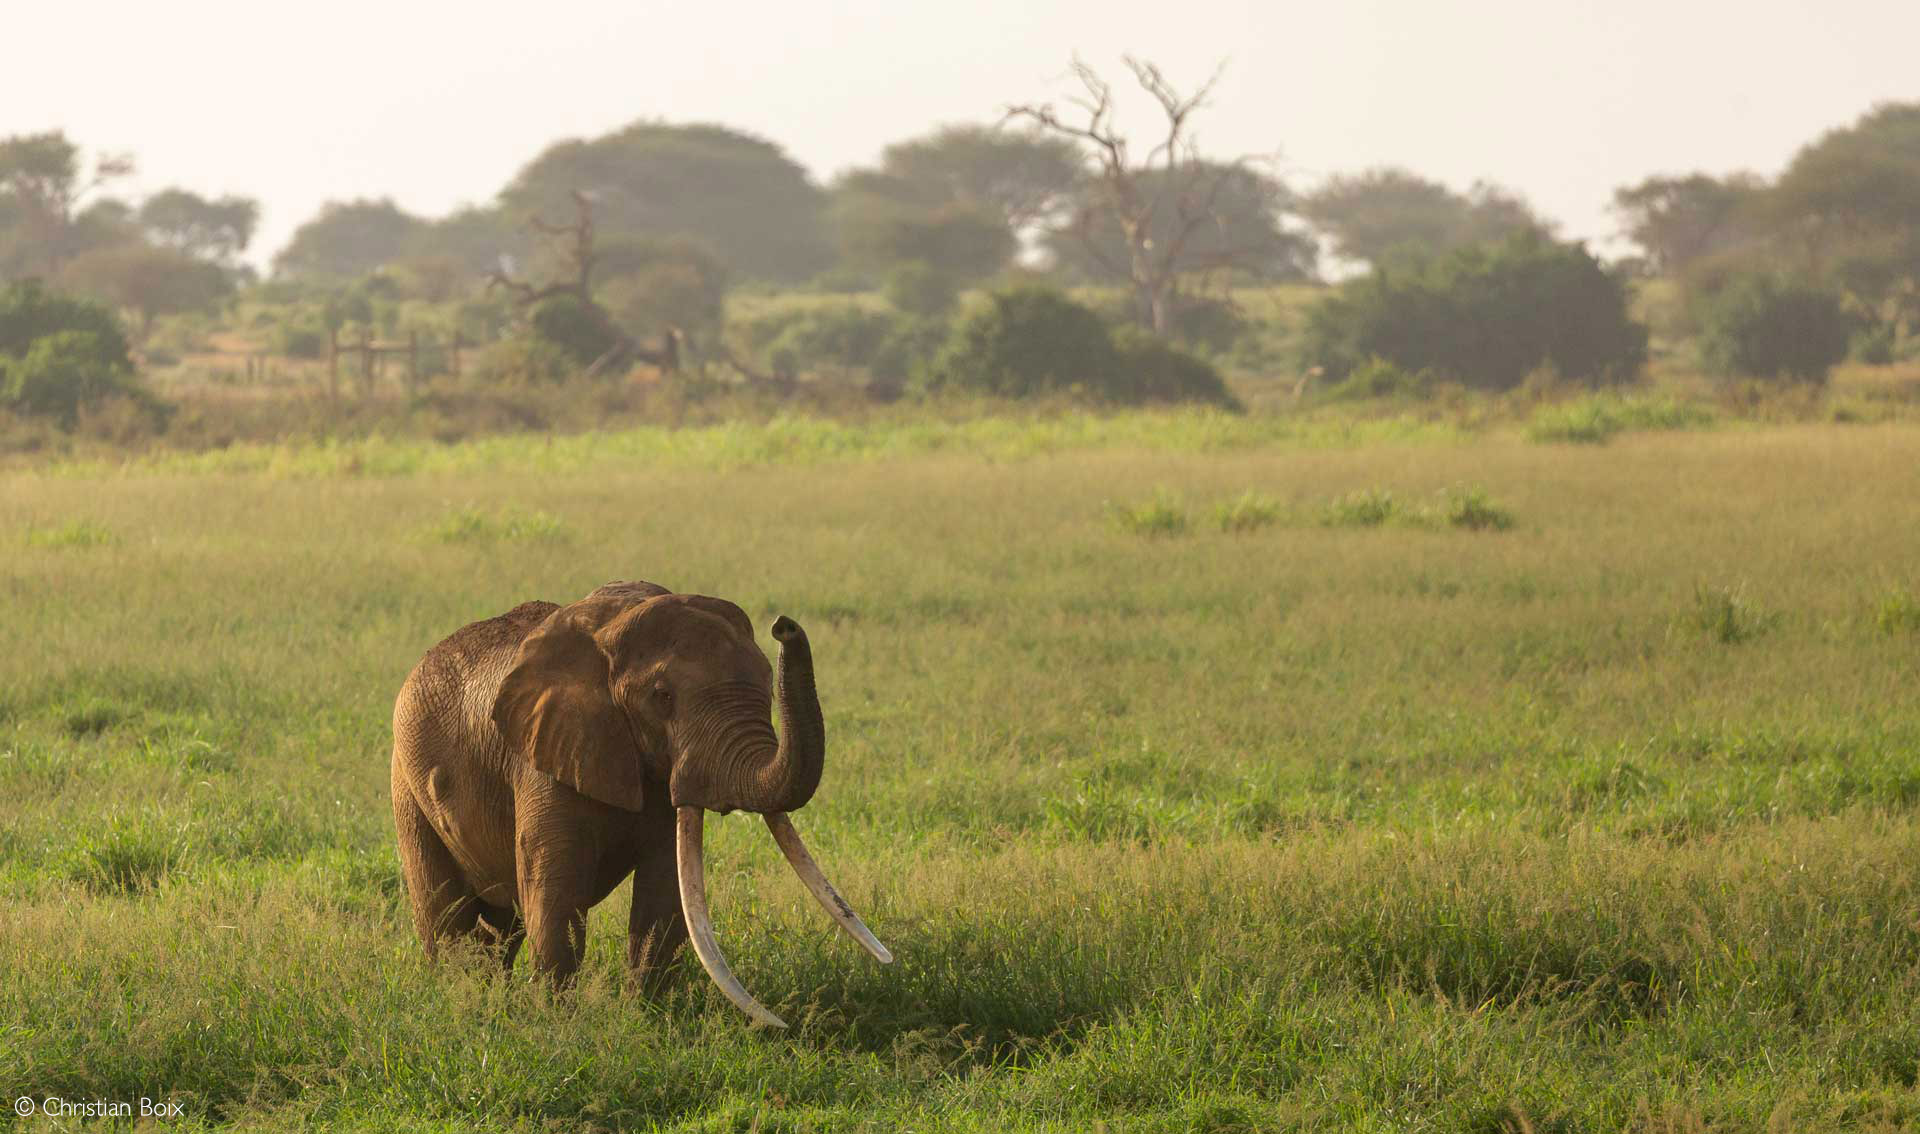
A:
[[515, 810, 597, 985], [628, 841, 687, 991]]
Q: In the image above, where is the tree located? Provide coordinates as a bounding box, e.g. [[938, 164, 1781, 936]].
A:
[[62, 243, 231, 338], [1302, 168, 1550, 268], [830, 192, 1015, 282], [273, 198, 427, 279], [1299, 233, 1648, 390], [1043, 161, 1316, 287], [1699, 274, 1851, 382], [1611, 173, 1765, 274], [138, 189, 259, 265], [1766, 102, 1920, 337], [1008, 58, 1312, 334], [925, 283, 1234, 406], [486, 192, 684, 375], [501, 122, 832, 282], [0, 279, 138, 424], [0, 131, 133, 278], [837, 124, 1084, 253]]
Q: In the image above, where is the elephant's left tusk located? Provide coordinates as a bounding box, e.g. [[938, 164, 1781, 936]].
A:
[[764, 811, 893, 964], [676, 807, 788, 1029]]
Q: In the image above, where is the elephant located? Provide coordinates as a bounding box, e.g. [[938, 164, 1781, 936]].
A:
[[389, 580, 889, 1027]]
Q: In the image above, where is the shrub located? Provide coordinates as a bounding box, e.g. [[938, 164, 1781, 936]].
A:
[[928, 285, 1234, 407], [1698, 274, 1851, 383], [1525, 395, 1714, 444], [761, 304, 904, 375], [882, 261, 961, 316], [1211, 491, 1283, 533], [1440, 485, 1514, 531], [1299, 233, 1648, 390], [24, 519, 116, 549], [1877, 588, 1920, 634], [470, 337, 575, 385], [1683, 583, 1774, 645], [1322, 356, 1431, 402], [927, 286, 1116, 398], [1321, 489, 1401, 528], [1109, 326, 1241, 409], [1, 331, 140, 426], [0, 281, 139, 426], [1165, 295, 1248, 354], [529, 294, 620, 368], [426, 506, 568, 544], [275, 322, 327, 360], [1106, 488, 1189, 537]]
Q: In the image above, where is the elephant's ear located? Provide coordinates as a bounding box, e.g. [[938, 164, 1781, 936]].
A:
[[492, 615, 645, 811]]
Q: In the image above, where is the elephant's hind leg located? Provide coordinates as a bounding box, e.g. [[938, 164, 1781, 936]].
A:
[[392, 773, 493, 959]]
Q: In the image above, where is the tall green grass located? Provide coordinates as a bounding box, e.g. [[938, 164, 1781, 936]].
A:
[[3, 420, 1919, 1129]]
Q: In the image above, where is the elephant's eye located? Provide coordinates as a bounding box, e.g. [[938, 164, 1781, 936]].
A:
[[652, 683, 674, 714]]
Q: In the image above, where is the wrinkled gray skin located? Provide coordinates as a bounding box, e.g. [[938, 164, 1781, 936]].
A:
[[390, 581, 824, 984]]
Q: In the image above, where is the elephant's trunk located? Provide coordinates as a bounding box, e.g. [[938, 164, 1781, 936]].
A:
[[733, 616, 825, 814], [669, 616, 825, 815]]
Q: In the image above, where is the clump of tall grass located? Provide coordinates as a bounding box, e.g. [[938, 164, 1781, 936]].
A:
[[1683, 583, 1776, 644], [23, 519, 116, 548], [1321, 488, 1400, 528], [1210, 490, 1284, 533], [425, 506, 568, 544], [1439, 485, 1515, 531], [1525, 395, 1714, 444], [1106, 488, 1189, 537], [1876, 587, 1920, 635]]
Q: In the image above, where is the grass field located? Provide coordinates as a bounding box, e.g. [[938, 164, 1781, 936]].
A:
[[3, 413, 1919, 1130]]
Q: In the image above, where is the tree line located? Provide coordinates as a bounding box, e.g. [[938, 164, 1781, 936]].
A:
[[3, 58, 1918, 431]]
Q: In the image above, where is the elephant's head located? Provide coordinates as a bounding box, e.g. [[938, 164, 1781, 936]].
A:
[[492, 589, 888, 1026]]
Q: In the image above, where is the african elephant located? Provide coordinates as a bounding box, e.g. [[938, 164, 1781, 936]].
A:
[[389, 580, 889, 1027]]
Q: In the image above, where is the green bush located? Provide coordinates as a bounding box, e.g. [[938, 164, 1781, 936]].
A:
[[882, 261, 961, 316], [927, 285, 1233, 407], [529, 295, 620, 368], [1299, 233, 1648, 390], [1699, 274, 1852, 383], [1525, 394, 1715, 444], [1321, 489, 1401, 528], [1440, 485, 1515, 531], [927, 286, 1115, 398], [1322, 356, 1431, 402], [1211, 491, 1283, 533], [274, 322, 327, 360], [1109, 326, 1241, 409], [1106, 488, 1189, 537], [0, 281, 140, 426], [470, 336, 575, 385]]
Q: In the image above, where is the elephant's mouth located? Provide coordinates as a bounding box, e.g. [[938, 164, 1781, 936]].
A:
[[675, 806, 892, 1029]]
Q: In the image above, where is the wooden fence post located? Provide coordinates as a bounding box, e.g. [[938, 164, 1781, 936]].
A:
[[327, 327, 340, 404]]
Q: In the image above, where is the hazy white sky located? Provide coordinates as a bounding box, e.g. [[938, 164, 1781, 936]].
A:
[[5, 0, 1916, 268]]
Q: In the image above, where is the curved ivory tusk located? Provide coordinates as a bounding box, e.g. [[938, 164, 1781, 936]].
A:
[[764, 811, 894, 964], [675, 807, 788, 1029]]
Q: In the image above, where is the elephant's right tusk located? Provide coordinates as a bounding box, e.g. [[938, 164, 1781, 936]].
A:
[[675, 806, 788, 1029], [764, 812, 893, 964]]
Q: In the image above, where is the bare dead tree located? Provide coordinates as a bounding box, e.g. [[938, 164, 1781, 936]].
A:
[[485, 191, 680, 376], [1007, 57, 1268, 334]]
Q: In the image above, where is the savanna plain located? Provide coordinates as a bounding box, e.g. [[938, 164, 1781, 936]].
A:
[[3, 413, 1918, 1132]]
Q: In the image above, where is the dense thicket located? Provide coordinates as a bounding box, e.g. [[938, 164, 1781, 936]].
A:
[[1299, 235, 1648, 390]]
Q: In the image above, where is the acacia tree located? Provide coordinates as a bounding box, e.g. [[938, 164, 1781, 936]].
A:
[[1302, 168, 1549, 268], [0, 131, 134, 277], [1007, 57, 1303, 334], [138, 189, 259, 266], [486, 191, 682, 375]]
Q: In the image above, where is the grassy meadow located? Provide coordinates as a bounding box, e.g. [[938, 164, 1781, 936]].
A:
[[2, 411, 1919, 1130]]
